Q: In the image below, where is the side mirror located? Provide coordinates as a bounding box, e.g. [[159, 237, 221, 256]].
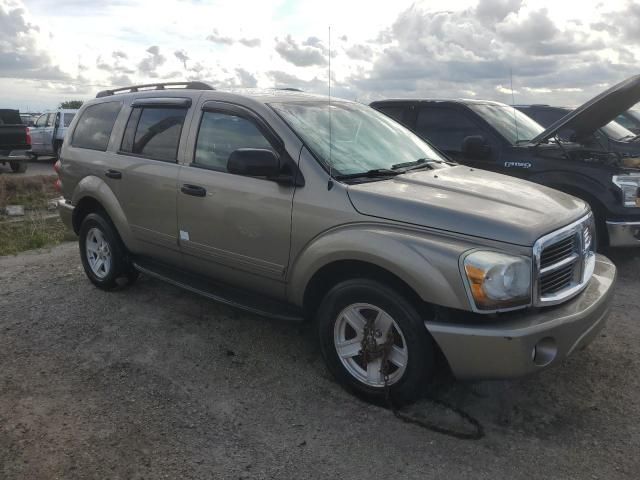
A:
[[462, 135, 491, 159], [227, 148, 281, 179]]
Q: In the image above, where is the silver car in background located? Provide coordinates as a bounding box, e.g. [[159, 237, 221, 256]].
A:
[[30, 108, 78, 159]]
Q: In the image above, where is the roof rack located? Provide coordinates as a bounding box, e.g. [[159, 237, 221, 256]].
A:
[[276, 87, 304, 92], [96, 81, 214, 98]]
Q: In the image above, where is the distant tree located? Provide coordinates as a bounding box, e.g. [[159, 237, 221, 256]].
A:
[[59, 100, 84, 109]]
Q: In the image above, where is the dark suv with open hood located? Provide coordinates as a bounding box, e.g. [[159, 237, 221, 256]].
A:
[[514, 104, 640, 158], [371, 75, 640, 248]]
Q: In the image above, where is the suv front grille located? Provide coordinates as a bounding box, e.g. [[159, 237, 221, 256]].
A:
[[539, 235, 576, 269], [534, 214, 596, 306], [540, 262, 576, 295]]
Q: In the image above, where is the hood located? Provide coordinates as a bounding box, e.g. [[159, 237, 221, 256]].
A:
[[532, 74, 640, 144], [347, 166, 589, 246]]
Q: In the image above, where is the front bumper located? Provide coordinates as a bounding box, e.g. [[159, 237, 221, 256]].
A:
[[607, 220, 640, 247], [426, 254, 616, 380], [57, 198, 75, 232]]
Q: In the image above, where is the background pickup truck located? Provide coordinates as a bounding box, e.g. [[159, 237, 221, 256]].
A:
[[30, 109, 77, 159], [0, 109, 31, 173]]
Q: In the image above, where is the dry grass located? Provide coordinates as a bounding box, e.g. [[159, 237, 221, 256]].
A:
[[0, 174, 58, 210], [0, 215, 74, 256], [0, 175, 73, 255]]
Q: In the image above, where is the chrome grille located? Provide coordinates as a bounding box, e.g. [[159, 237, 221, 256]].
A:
[[540, 262, 576, 295], [534, 214, 596, 306], [539, 235, 576, 269]]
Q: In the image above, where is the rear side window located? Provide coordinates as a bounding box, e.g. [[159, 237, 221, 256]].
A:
[[416, 107, 480, 152], [193, 111, 274, 171], [35, 114, 47, 128], [63, 113, 75, 127], [376, 106, 406, 125], [72, 102, 122, 151], [121, 107, 187, 162]]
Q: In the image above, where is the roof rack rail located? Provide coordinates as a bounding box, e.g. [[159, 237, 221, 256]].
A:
[[276, 87, 304, 92], [96, 81, 214, 98]]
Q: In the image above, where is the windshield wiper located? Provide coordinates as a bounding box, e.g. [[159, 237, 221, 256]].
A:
[[334, 168, 401, 180], [391, 158, 443, 171]]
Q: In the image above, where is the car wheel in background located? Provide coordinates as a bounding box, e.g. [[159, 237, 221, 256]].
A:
[[9, 161, 27, 173]]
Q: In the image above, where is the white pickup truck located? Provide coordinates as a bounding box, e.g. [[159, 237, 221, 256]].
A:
[[30, 109, 77, 158]]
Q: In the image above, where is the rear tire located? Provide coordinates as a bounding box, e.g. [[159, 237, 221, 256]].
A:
[[316, 278, 436, 405], [78, 212, 137, 290], [9, 161, 27, 173]]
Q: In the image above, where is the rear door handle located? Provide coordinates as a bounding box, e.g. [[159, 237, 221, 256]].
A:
[[105, 169, 122, 179], [181, 184, 207, 197]]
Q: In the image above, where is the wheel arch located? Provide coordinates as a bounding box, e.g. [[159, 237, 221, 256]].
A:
[[71, 176, 134, 247], [302, 259, 431, 320], [289, 225, 473, 315]]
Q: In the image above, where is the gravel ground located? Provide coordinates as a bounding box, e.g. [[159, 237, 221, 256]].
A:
[[1, 242, 639, 479]]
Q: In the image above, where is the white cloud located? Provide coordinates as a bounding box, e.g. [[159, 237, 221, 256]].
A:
[[0, 0, 636, 110]]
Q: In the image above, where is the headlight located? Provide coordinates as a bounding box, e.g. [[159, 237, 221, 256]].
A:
[[612, 174, 640, 207], [463, 251, 532, 312]]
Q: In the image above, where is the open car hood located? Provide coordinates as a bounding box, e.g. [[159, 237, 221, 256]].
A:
[[532, 74, 640, 144]]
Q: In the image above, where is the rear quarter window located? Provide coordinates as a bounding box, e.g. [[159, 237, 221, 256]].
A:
[[72, 102, 122, 151]]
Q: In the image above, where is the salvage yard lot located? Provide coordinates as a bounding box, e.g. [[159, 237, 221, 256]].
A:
[[1, 243, 639, 479]]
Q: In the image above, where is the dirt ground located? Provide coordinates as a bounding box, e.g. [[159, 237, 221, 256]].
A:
[[1, 242, 639, 479]]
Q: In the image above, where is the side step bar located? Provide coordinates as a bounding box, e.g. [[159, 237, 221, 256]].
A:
[[132, 258, 304, 322]]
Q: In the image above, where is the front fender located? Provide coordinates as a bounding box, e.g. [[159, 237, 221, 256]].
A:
[[71, 175, 134, 247], [287, 223, 484, 311], [527, 170, 612, 207]]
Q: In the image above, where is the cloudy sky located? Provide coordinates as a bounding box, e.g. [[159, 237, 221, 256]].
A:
[[1, 0, 638, 111]]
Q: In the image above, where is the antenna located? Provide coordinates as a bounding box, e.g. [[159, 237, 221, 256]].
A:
[[510, 68, 520, 143], [327, 25, 334, 191]]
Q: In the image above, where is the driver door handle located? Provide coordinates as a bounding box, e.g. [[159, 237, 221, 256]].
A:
[[181, 184, 207, 197]]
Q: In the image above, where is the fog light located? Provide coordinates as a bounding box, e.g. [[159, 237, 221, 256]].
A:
[[532, 337, 557, 366]]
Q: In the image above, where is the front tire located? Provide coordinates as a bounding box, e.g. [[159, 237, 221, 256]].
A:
[[78, 213, 137, 290], [317, 279, 436, 405]]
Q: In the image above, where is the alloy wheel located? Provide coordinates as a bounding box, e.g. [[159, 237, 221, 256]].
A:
[[85, 227, 112, 279], [333, 303, 408, 387]]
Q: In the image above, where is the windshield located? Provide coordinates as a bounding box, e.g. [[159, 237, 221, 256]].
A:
[[601, 120, 636, 141], [270, 101, 447, 176], [469, 104, 545, 144]]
